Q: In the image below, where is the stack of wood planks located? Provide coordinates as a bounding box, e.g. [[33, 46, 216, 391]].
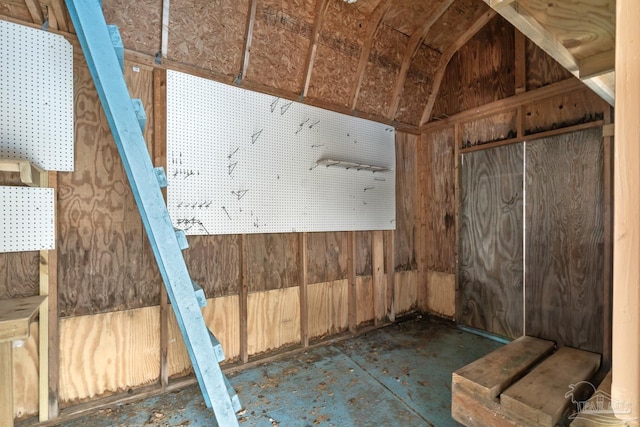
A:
[[452, 336, 604, 427]]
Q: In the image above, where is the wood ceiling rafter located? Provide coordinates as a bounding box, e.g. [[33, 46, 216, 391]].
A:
[[419, 9, 497, 126], [348, 0, 393, 111], [238, 0, 258, 83], [300, 0, 331, 98], [483, 0, 615, 105], [385, 0, 456, 120], [49, 0, 68, 32], [23, 0, 43, 24]]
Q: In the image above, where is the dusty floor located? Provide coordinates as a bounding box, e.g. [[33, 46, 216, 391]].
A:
[[50, 316, 502, 427]]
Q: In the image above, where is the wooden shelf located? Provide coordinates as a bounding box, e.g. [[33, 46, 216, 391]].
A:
[[0, 159, 45, 187], [316, 158, 390, 172], [0, 295, 47, 343]]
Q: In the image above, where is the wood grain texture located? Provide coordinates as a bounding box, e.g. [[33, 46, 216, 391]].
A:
[[426, 271, 455, 318], [394, 133, 417, 271], [245, 233, 299, 292], [59, 307, 161, 404], [12, 322, 38, 419], [167, 295, 240, 377], [355, 231, 372, 276], [58, 57, 160, 317], [394, 270, 417, 315], [424, 127, 456, 273], [426, 0, 489, 53], [461, 111, 517, 148], [371, 230, 386, 324], [356, 275, 374, 325], [356, 24, 406, 117], [306, 232, 347, 285], [525, 128, 604, 353], [307, 280, 348, 340], [247, 287, 300, 356], [167, 0, 248, 77], [307, 0, 366, 106], [525, 39, 573, 91], [245, 0, 314, 94], [182, 234, 241, 297], [523, 88, 608, 135], [394, 44, 439, 125], [103, 0, 162, 56], [431, 15, 514, 120], [458, 143, 524, 338], [0, 3, 31, 22]]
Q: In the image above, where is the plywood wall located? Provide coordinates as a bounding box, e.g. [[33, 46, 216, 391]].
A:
[[525, 128, 604, 353], [458, 144, 524, 338]]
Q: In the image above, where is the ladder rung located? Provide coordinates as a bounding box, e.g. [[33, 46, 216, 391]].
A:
[[208, 329, 226, 363], [106, 25, 124, 72], [153, 166, 168, 188], [132, 99, 147, 131], [175, 229, 188, 250], [192, 280, 206, 308]]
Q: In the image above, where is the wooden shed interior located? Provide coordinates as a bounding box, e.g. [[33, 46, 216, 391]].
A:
[[1, 0, 634, 425]]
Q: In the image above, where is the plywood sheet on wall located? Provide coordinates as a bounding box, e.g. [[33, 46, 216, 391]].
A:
[[394, 270, 418, 315], [183, 234, 241, 297], [426, 270, 455, 318], [0, 250, 38, 299], [356, 275, 374, 325], [103, 0, 162, 56], [245, 233, 299, 292], [355, 231, 372, 276], [307, 232, 348, 284], [431, 15, 515, 120], [247, 287, 300, 355], [12, 322, 38, 419], [425, 127, 455, 274], [461, 111, 517, 148], [395, 133, 417, 270], [307, 280, 348, 339], [168, 295, 240, 377], [308, 0, 365, 106], [167, 0, 248, 77], [59, 307, 161, 404], [356, 24, 406, 117], [58, 57, 160, 317], [395, 44, 439, 125], [458, 143, 524, 338], [525, 39, 573, 91], [525, 128, 604, 353], [246, 0, 314, 93]]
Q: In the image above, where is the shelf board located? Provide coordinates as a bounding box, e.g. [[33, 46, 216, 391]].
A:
[[0, 295, 47, 342], [0, 159, 46, 187], [316, 158, 390, 172]]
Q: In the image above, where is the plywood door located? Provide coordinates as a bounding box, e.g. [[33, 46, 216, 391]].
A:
[[525, 128, 604, 354], [458, 144, 524, 338]]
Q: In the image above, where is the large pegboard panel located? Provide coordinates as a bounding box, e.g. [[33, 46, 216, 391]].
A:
[[0, 186, 55, 252], [0, 20, 74, 171], [166, 70, 396, 235]]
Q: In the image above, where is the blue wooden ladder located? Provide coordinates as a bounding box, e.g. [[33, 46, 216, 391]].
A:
[[64, 1, 241, 425]]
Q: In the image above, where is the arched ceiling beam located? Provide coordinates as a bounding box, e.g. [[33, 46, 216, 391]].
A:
[[24, 0, 44, 24], [386, 0, 455, 120], [300, 0, 331, 98], [419, 9, 496, 126], [237, 0, 258, 84], [349, 0, 392, 111]]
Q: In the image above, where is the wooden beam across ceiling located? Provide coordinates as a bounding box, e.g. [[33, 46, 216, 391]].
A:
[[386, 0, 455, 120], [482, 0, 615, 106], [419, 9, 497, 126], [24, 0, 44, 24], [300, 0, 331, 98], [349, 0, 392, 111], [237, 0, 258, 84]]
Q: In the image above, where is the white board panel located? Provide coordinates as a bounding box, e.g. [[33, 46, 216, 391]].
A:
[[0, 186, 55, 252], [0, 20, 74, 171], [166, 70, 395, 235]]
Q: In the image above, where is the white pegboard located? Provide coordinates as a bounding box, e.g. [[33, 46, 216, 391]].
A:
[[0, 186, 55, 252], [0, 20, 74, 171], [166, 70, 396, 235]]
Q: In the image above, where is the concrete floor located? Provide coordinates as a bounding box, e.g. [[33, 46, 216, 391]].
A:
[[52, 316, 503, 427]]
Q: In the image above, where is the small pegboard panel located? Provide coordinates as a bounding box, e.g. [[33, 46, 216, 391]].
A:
[[166, 70, 396, 235], [0, 20, 74, 171], [0, 186, 55, 252]]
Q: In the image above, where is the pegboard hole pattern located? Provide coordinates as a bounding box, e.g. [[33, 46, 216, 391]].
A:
[[0, 20, 74, 171], [166, 70, 396, 235], [0, 186, 55, 252]]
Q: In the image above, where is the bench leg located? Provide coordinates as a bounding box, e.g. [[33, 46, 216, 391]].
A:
[[0, 341, 13, 427]]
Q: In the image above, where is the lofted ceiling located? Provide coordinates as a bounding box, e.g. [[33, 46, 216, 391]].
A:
[[0, 0, 615, 129]]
